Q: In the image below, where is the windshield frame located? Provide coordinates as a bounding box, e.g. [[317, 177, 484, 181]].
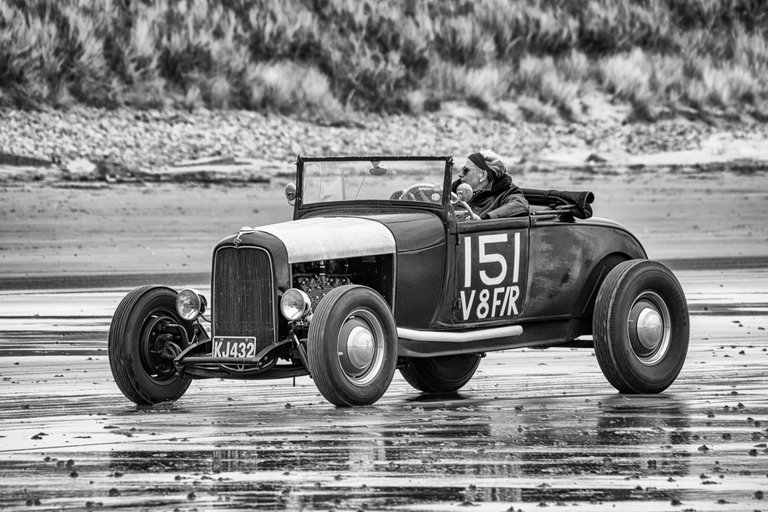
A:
[[294, 155, 454, 215]]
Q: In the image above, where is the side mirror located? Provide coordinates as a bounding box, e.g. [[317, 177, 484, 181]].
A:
[[368, 160, 388, 176], [284, 182, 296, 205]]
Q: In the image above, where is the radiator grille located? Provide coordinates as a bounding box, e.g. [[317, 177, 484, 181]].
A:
[[213, 246, 275, 343]]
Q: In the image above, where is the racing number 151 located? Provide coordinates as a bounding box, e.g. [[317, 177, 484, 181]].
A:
[[461, 232, 521, 321]]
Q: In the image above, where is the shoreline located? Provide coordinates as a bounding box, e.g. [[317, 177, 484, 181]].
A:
[[1, 169, 767, 282], [2, 255, 768, 292]]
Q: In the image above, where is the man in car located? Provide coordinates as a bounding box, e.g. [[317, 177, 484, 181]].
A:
[[452, 149, 528, 220]]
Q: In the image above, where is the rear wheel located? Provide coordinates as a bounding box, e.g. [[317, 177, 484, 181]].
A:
[[593, 260, 689, 394], [109, 286, 192, 405], [400, 354, 481, 393], [307, 285, 397, 406]]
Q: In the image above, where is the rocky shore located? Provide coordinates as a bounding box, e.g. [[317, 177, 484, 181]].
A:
[[2, 105, 768, 184]]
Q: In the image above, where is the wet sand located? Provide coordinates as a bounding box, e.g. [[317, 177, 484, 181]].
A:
[[1, 168, 767, 510], [1, 166, 767, 282], [0, 274, 766, 511]]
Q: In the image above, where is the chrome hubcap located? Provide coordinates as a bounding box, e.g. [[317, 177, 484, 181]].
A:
[[628, 291, 671, 366], [337, 309, 385, 385], [636, 307, 663, 349], [346, 326, 375, 370]]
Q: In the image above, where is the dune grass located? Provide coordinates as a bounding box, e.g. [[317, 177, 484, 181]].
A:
[[1, 0, 767, 123]]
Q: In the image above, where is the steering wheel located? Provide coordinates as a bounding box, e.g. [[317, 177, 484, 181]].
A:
[[390, 183, 442, 203], [450, 192, 476, 221]]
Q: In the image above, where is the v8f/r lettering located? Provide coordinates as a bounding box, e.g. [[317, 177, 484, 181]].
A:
[[459, 232, 524, 322]]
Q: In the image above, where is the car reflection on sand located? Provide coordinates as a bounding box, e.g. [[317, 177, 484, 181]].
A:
[[102, 395, 692, 508]]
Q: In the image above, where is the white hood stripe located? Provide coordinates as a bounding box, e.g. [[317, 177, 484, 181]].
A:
[[256, 217, 396, 263]]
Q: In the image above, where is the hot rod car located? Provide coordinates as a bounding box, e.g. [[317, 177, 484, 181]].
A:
[[109, 155, 689, 407]]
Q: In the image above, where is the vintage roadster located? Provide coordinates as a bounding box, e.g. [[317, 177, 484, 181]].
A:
[[109, 155, 689, 407]]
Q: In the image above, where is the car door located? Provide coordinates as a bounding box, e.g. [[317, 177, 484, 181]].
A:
[[449, 217, 530, 326]]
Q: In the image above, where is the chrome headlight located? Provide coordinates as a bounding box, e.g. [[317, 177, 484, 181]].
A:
[[176, 288, 207, 321], [280, 288, 312, 321]]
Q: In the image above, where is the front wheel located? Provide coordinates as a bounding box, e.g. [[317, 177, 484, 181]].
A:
[[400, 354, 481, 393], [109, 286, 192, 405], [593, 260, 689, 394], [307, 285, 397, 406]]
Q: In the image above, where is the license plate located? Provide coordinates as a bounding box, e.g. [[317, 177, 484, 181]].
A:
[[213, 337, 256, 358]]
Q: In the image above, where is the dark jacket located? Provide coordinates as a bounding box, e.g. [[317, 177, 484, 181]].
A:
[[451, 175, 529, 219]]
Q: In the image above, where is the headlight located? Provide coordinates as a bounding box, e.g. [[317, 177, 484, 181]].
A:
[[280, 288, 311, 321], [176, 288, 207, 321]]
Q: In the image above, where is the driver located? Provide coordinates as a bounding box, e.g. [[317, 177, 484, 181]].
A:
[[452, 149, 528, 220]]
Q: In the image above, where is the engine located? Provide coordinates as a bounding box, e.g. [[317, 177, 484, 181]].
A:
[[291, 255, 393, 312]]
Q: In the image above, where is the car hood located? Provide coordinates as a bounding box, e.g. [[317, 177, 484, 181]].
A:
[[221, 212, 444, 264], [254, 217, 396, 263]]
